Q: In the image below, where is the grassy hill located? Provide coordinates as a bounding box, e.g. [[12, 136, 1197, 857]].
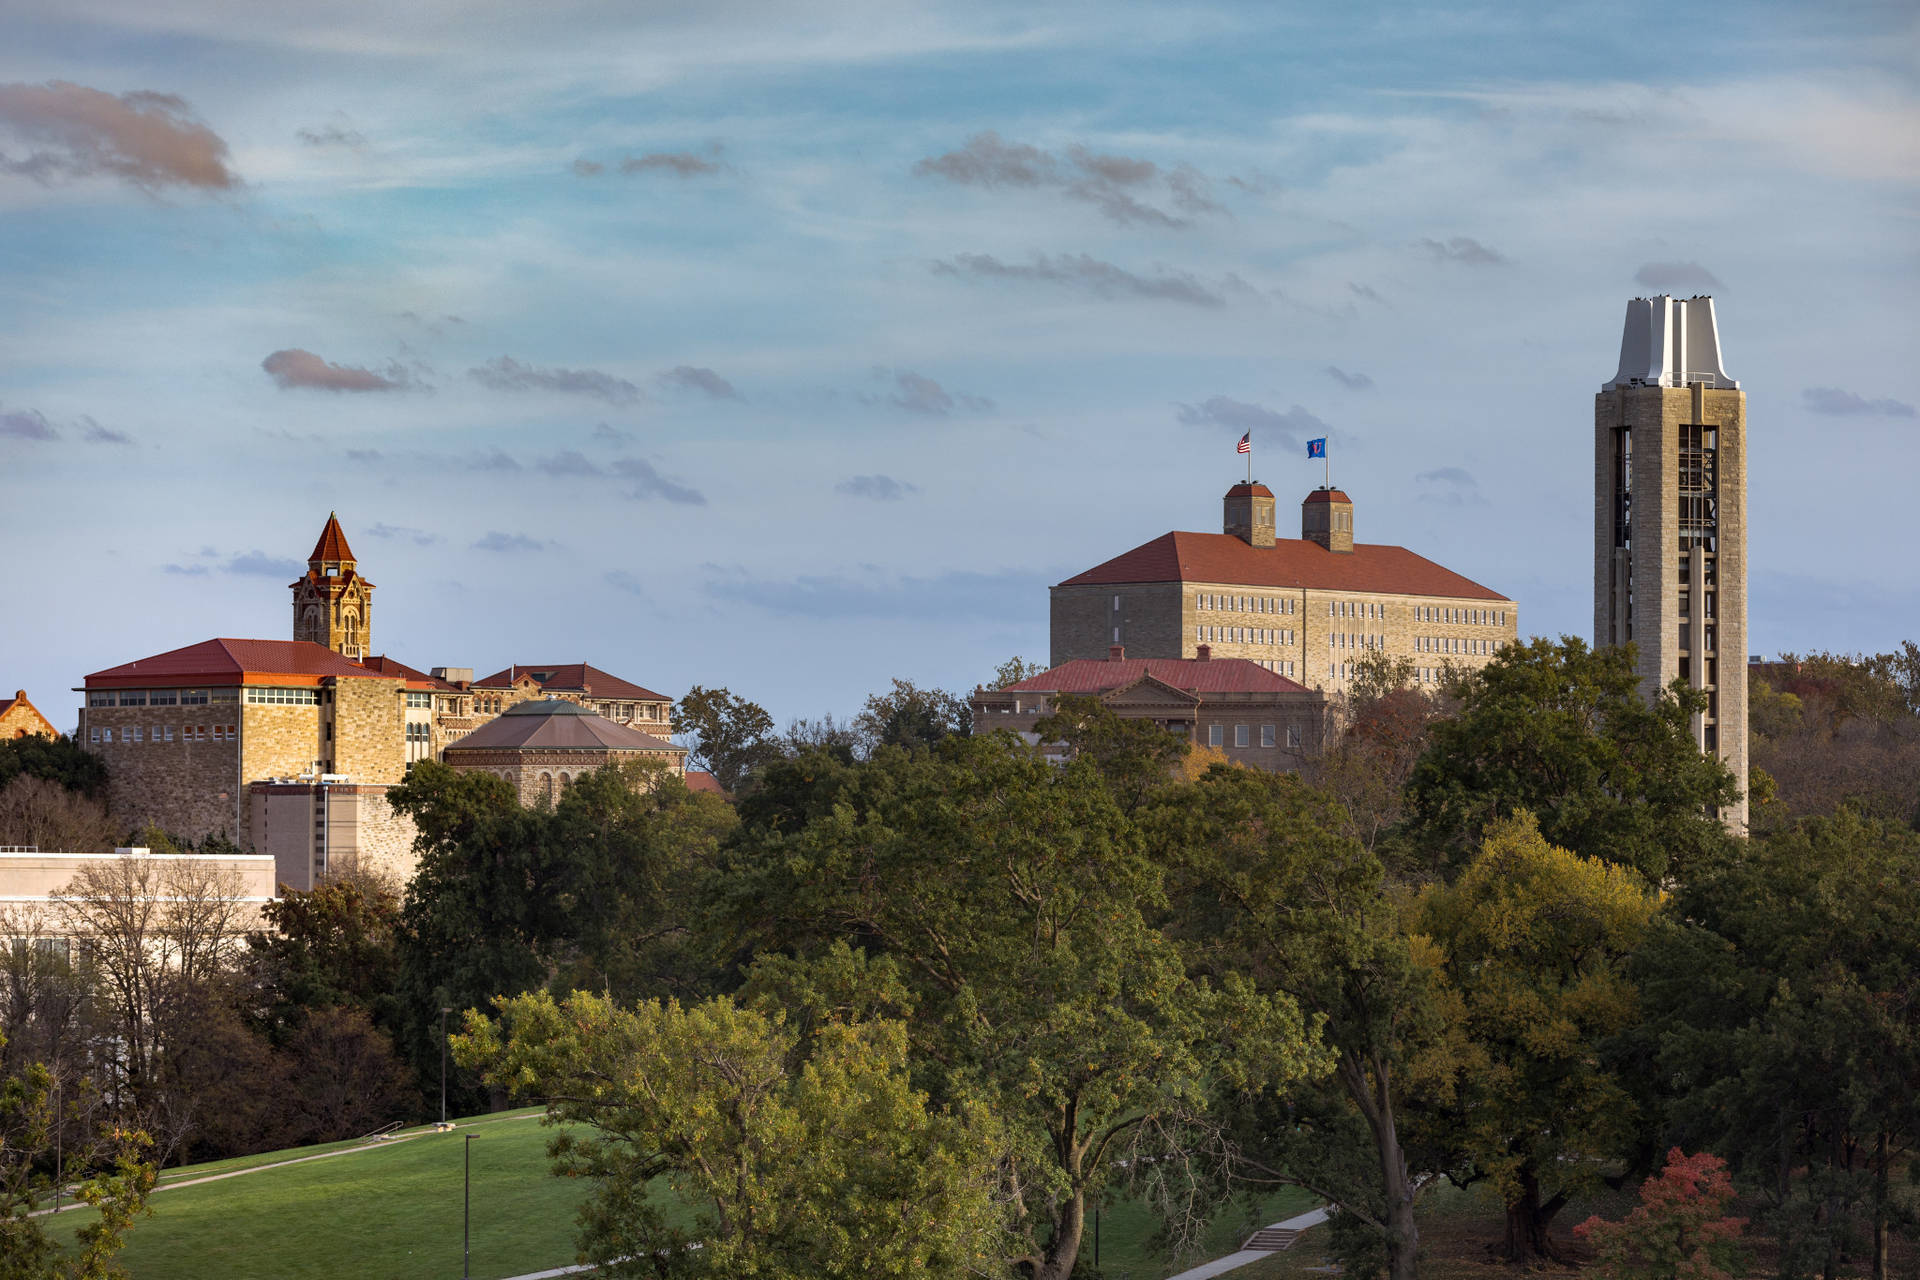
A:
[[51, 1109, 1311, 1279]]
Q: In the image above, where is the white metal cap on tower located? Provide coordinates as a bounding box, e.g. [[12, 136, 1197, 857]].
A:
[[1604, 295, 1738, 391]]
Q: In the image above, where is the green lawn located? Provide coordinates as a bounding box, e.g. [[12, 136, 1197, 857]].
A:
[[53, 1111, 1315, 1280]]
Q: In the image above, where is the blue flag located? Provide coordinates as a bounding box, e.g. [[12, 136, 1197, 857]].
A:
[[1306, 437, 1326, 458]]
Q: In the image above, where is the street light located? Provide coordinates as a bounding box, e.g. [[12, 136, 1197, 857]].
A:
[[464, 1132, 478, 1280], [439, 1006, 453, 1124]]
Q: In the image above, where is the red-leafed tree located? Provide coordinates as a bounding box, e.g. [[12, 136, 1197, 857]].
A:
[[1576, 1148, 1747, 1280]]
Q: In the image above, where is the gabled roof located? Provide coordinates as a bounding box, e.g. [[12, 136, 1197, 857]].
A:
[[1057, 531, 1508, 601], [84, 639, 396, 689], [470, 662, 669, 702], [308, 513, 356, 564], [684, 771, 726, 796], [444, 699, 682, 754], [1004, 656, 1310, 697]]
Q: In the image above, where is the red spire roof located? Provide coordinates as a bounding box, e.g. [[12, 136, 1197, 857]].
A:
[[308, 513, 356, 565]]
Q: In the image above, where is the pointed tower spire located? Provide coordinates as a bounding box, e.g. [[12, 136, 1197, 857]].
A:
[[292, 513, 375, 660], [308, 511, 357, 568]]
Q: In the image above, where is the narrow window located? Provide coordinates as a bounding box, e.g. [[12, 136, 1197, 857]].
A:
[[1209, 724, 1224, 747], [1235, 725, 1250, 748], [1261, 724, 1276, 748]]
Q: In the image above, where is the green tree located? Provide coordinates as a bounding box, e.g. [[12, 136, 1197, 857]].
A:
[[456, 986, 1004, 1278], [1399, 637, 1739, 883], [854, 678, 971, 752], [1417, 814, 1657, 1264], [991, 656, 1047, 688], [246, 874, 403, 1042], [674, 686, 781, 793], [0, 736, 108, 805], [1304, 651, 1450, 853], [1030, 694, 1189, 814], [0, 1031, 155, 1280], [712, 738, 1326, 1280], [1634, 810, 1920, 1280], [1155, 765, 1454, 1280]]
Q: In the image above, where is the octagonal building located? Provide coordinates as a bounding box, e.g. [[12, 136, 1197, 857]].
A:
[[442, 698, 686, 805]]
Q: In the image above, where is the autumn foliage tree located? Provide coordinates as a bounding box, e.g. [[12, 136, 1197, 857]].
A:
[[1575, 1148, 1746, 1280]]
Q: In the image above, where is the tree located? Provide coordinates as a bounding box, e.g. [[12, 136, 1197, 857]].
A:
[[674, 686, 781, 793], [1575, 1148, 1746, 1280], [1417, 814, 1657, 1264], [1399, 637, 1740, 883], [1030, 694, 1190, 814], [1749, 650, 1920, 830], [854, 678, 971, 753], [245, 874, 403, 1043], [991, 656, 1047, 689], [0, 1030, 155, 1280], [1634, 809, 1920, 1280], [1303, 652, 1450, 854], [1154, 765, 1454, 1280], [0, 777, 120, 855], [712, 738, 1326, 1280], [456, 986, 1004, 1278], [0, 736, 108, 805], [392, 760, 735, 1102]]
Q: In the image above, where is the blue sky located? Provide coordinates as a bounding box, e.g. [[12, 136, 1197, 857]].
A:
[[2, 0, 1915, 729]]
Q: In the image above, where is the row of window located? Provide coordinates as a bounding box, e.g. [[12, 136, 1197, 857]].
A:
[[1198, 626, 1295, 646], [406, 691, 433, 708], [1330, 632, 1381, 651], [1195, 593, 1296, 616], [1204, 723, 1302, 749], [1419, 636, 1497, 656], [91, 724, 235, 744], [1413, 605, 1505, 626], [247, 688, 321, 705], [405, 723, 431, 743], [1253, 660, 1297, 677], [88, 688, 231, 707]]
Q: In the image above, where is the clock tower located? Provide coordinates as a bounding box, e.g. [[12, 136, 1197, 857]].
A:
[[290, 513, 375, 661]]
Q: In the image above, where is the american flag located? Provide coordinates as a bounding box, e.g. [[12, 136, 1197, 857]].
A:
[[1236, 432, 1251, 455]]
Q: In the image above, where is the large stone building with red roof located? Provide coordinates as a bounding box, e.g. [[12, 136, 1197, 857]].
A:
[[1053, 482, 1517, 695], [75, 515, 686, 888], [971, 647, 1325, 771]]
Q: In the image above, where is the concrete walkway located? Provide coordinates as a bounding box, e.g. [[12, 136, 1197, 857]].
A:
[[1163, 1206, 1331, 1280]]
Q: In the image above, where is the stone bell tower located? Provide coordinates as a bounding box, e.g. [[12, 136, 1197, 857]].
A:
[[290, 513, 375, 660], [1594, 295, 1747, 831]]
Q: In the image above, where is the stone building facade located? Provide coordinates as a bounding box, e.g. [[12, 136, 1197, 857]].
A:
[[248, 781, 418, 890], [1053, 483, 1517, 695], [1594, 294, 1748, 830], [971, 647, 1327, 772], [0, 690, 59, 740], [442, 699, 687, 806]]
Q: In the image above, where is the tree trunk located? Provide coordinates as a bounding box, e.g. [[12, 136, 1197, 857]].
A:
[[1502, 1169, 1568, 1266], [1032, 1189, 1085, 1280], [1873, 1129, 1888, 1280], [1372, 1097, 1420, 1280]]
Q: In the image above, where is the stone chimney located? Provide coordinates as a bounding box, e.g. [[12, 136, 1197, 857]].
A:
[[1223, 483, 1277, 547], [1302, 487, 1355, 553], [1196, 644, 1212, 661]]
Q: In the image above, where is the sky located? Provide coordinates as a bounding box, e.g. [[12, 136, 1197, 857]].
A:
[[1, 0, 1916, 731]]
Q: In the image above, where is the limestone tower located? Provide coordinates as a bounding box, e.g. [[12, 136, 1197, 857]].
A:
[[291, 513, 375, 661], [1593, 295, 1748, 830]]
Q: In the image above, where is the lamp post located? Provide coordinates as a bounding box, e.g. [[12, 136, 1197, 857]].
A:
[[464, 1132, 477, 1280], [439, 1005, 453, 1124]]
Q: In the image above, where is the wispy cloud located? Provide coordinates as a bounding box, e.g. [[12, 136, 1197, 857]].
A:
[[931, 252, 1229, 308], [470, 355, 642, 405], [1325, 366, 1374, 391], [1176, 397, 1329, 450], [914, 131, 1221, 229], [836, 474, 919, 500], [262, 348, 417, 392], [1416, 236, 1505, 266], [604, 570, 649, 598], [1349, 282, 1388, 306], [80, 418, 133, 445], [704, 565, 1048, 621], [658, 365, 740, 400], [1802, 387, 1915, 418], [227, 550, 305, 576], [296, 122, 366, 151], [621, 150, 720, 176], [472, 531, 548, 553], [0, 406, 57, 440], [536, 449, 602, 477], [610, 457, 705, 505], [368, 522, 439, 545], [866, 368, 993, 416], [1416, 467, 1487, 506], [591, 422, 632, 445], [0, 80, 237, 190]]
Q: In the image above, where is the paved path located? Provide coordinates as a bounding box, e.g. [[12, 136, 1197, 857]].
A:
[[1162, 1206, 1331, 1280]]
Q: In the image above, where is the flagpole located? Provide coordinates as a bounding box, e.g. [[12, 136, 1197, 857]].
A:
[[1247, 436, 1252, 485]]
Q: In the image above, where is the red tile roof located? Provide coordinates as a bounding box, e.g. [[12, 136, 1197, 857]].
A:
[[470, 663, 669, 702], [1226, 482, 1274, 498], [1004, 656, 1310, 696], [1058, 531, 1509, 601], [684, 771, 726, 795], [85, 639, 399, 689], [443, 699, 681, 753], [1301, 488, 1352, 504], [308, 513, 356, 564]]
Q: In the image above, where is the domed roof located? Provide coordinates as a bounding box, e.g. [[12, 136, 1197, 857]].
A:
[[448, 699, 680, 754]]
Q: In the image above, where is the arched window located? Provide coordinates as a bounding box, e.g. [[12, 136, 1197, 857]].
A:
[[540, 772, 554, 801]]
